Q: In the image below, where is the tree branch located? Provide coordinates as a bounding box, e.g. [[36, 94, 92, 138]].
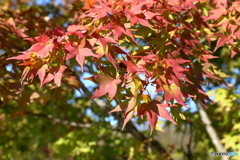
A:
[[25, 111, 92, 128], [196, 101, 228, 160], [186, 123, 193, 160]]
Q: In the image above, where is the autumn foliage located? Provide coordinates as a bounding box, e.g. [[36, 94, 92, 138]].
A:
[[7, 0, 240, 132]]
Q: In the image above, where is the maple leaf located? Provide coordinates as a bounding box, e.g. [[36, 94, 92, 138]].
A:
[[201, 54, 218, 63], [166, 66, 192, 86], [67, 24, 88, 34], [214, 35, 232, 52], [119, 60, 143, 74], [91, 32, 117, 50], [100, 23, 135, 41], [64, 75, 82, 90], [193, 86, 212, 109], [163, 83, 187, 108], [84, 75, 121, 100], [92, 34, 119, 70], [65, 42, 99, 72], [131, 15, 151, 28], [109, 78, 143, 129], [122, 97, 137, 130], [28, 35, 54, 58], [7, 51, 31, 60], [137, 100, 177, 134], [231, 47, 239, 58], [26, 67, 38, 80], [20, 66, 31, 84], [3, 17, 27, 38], [212, 0, 228, 8], [163, 58, 192, 85], [37, 64, 48, 87], [108, 97, 137, 130], [109, 101, 129, 114], [164, 58, 191, 70], [42, 73, 54, 85], [36, 65, 67, 87], [144, 11, 158, 19], [82, 0, 97, 10], [86, 0, 112, 21], [204, 7, 227, 21], [54, 65, 67, 87]]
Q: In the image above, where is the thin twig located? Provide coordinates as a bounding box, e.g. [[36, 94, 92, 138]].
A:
[[25, 111, 92, 128]]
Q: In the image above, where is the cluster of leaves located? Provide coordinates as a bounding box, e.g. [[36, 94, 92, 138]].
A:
[[0, 0, 79, 107], [1, 1, 155, 159], [8, 0, 240, 132], [1, 0, 240, 159]]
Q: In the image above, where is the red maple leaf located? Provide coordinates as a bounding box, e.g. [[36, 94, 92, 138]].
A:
[[131, 15, 151, 28], [163, 83, 188, 108], [137, 100, 177, 133], [28, 35, 54, 58], [85, 0, 112, 21], [38, 65, 67, 87], [119, 60, 143, 74], [54, 65, 67, 87], [7, 51, 31, 60], [65, 42, 99, 72], [100, 23, 134, 41], [37, 64, 48, 87], [204, 7, 227, 21], [67, 24, 88, 34], [91, 32, 117, 50], [84, 75, 121, 100]]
